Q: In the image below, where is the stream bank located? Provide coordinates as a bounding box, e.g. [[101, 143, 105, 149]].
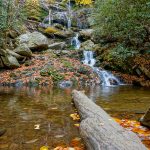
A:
[[0, 50, 98, 87], [0, 0, 149, 87]]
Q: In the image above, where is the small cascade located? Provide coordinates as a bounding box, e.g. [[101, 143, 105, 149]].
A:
[[67, 0, 72, 28], [82, 51, 96, 66], [71, 33, 81, 49], [82, 51, 122, 86], [94, 68, 121, 86], [48, 9, 52, 25]]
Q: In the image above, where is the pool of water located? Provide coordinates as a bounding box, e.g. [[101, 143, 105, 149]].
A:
[[0, 85, 150, 149], [0, 87, 81, 150], [87, 85, 150, 119]]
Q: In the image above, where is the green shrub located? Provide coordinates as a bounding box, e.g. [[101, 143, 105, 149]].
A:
[[93, 0, 150, 41], [62, 60, 73, 69], [77, 66, 89, 74], [24, 0, 47, 21], [40, 68, 64, 82], [0, 0, 25, 48], [108, 44, 137, 65]]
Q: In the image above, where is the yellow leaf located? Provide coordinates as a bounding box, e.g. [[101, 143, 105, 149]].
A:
[[74, 124, 80, 127], [40, 146, 49, 150], [70, 113, 80, 121]]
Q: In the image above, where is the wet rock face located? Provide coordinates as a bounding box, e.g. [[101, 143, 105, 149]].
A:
[[72, 8, 92, 29], [16, 32, 49, 51], [79, 29, 94, 41]]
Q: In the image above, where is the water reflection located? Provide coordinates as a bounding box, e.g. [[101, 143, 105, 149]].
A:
[[87, 85, 150, 119], [0, 85, 150, 149], [88, 85, 121, 101], [0, 86, 80, 150]]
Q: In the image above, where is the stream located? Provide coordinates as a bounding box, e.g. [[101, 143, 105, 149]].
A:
[[0, 0, 150, 149], [0, 86, 150, 149]]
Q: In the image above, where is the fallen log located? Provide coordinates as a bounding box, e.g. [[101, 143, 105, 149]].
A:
[[72, 90, 147, 150]]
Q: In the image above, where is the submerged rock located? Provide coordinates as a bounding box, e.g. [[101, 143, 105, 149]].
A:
[[0, 128, 6, 136], [58, 80, 73, 88], [16, 32, 48, 51], [140, 108, 150, 128]]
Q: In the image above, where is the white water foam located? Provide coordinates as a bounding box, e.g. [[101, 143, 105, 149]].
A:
[[71, 33, 81, 49], [82, 50, 122, 86]]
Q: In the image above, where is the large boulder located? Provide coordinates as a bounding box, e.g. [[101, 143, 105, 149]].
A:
[[80, 40, 95, 50], [16, 32, 48, 51], [52, 12, 68, 26], [1, 55, 20, 69], [14, 44, 32, 57]]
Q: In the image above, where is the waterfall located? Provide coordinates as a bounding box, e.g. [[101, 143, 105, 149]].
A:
[[82, 51, 96, 66], [82, 51, 122, 86], [71, 33, 81, 49], [67, 0, 72, 28], [48, 9, 52, 25]]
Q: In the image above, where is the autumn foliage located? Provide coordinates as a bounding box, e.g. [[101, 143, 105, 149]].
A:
[[114, 118, 150, 149]]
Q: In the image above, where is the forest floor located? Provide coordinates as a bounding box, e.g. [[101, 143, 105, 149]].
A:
[[0, 51, 98, 87]]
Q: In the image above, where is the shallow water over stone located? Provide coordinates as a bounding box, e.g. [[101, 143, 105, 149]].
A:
[[0, 86, 150, 149], [0, 87, 80, 149]]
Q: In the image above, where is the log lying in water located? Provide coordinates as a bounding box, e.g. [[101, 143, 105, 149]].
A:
[[72, 90, 147, 150]]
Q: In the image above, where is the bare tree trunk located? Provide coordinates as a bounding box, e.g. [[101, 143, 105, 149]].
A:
[[72, 90, 147, 150]]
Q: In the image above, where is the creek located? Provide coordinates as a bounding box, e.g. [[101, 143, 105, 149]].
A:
[[0, 1, 150, 149], [0, 85, 149, 149]]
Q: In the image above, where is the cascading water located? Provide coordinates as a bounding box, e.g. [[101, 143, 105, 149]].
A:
[[67, 0, 72, 28], [71, 33, 81, 49], [48, 9, 52, 25], [82, 51, 122, 86], [82, 51, 96, 67]]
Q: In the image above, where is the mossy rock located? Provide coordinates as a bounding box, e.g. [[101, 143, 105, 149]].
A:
[[45, 27, 59, 34]]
